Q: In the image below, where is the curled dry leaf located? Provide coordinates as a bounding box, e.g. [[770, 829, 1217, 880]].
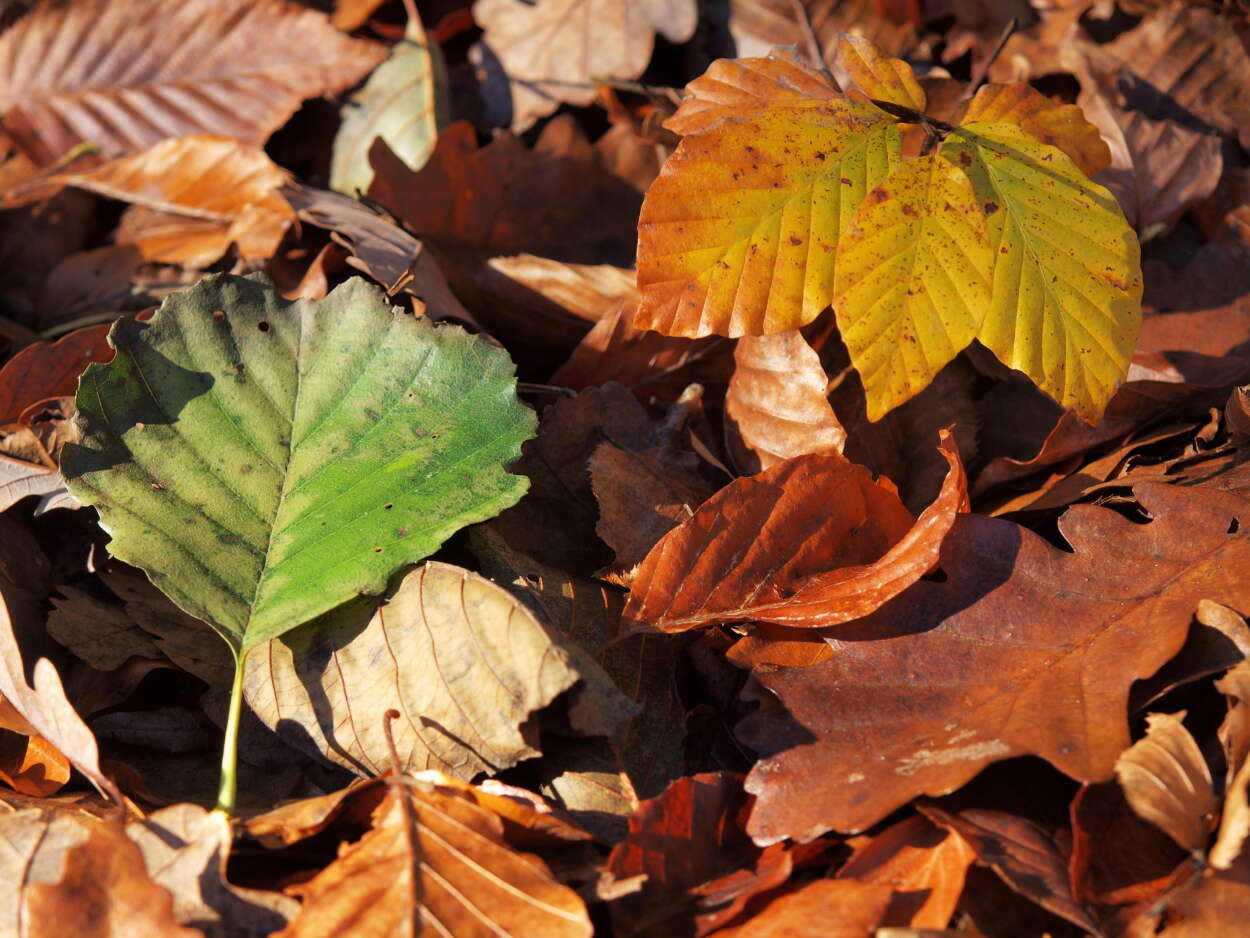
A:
[[724, 330, 846, 473], [0, 694, 71, 797], [1211, 662, 1250, 871], [624, 430, 965, 632], [274, 777, 593, 938], [739, 476, 1250, 840], [245, 562, 583, 780], [837, 815, 976, 929], [0, 0, 384, 168], [472, 0, 697, 132], [1115, 712, 1217, 856]]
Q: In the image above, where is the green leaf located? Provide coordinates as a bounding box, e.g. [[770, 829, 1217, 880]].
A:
[[940, 122, 1142, 423], [330, 13, 448, 197], [62, 273, 535, 655]]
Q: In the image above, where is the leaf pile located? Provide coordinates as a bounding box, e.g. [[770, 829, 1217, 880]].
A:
[[2, 1, 1250, 936]]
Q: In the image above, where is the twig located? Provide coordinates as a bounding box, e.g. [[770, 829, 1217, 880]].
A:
[[788, 0, 835, 83], [961, 17, 1019, 104]]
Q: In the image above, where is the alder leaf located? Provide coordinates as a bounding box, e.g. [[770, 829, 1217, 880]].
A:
[[330, 13, 448, 197], [61, 273, 535, 654], [624, 431, 965, 632], [0, 0, 385, 166], [636, 98, 900, 337], [244, 562, 583, 781], [940, 121, 1142, 423], [832, 154, 993, 419], [739, 477, 1250, 840]]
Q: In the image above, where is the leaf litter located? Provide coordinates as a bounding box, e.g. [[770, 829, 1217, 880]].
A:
[[1, 0, 1250, 935]]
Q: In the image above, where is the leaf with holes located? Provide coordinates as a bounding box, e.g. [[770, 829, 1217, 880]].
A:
[[60, 272, 535, 810]]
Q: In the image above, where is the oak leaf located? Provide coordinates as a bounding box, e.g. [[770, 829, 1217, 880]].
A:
[[738, 477, 1250, 840]]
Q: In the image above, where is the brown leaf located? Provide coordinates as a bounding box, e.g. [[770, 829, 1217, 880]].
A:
[[837, 815, 976, 928], [471, 0, 697, 132], [707, 878, 894, 938], [0, 0, 385, 167], [126, 804, 297, 938], [22, 816, 202, 938], [478, 255, 638, 325], [920, 806, 1099, 934], [725, 330, 846, 474], [0, 322, 111, 423], [274, 778, 593, 938], [0, 694, 71, 797], [1156, 852, 1250, 937], [1212, 662, 1250, 870], [739, 476, 1250, 840], [624, 430, 965, 632], [245, 562, 584, 780], [727, 0, 915, 63], [1116, 712, 1217, 856]]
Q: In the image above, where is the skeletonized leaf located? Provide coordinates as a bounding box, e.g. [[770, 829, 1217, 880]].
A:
[[275, 780, 593, 938], [245, 562, 583, 781], [624, 431, 965, 632], [331, 14, 448, 196], [636, 100, 899, 337], [960, 83, 1110, 178], [0, 0, 385, 165], [836, 34, 925, 110], [832, 154, 993, 420], [62, 274, 535, 654], [940, 122, 1142, 423]]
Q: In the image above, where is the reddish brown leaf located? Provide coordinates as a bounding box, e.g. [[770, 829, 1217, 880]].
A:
[[1116, 713, 1217, 855], [725, 330, 846, 474], [0, 694, 70, 797], [625, 430, 966, 632], [740, 476, 1250, 839], [837, 815, 976, 928], [0, 323, 111, 423], [22, 817, 202, 938], [707, 878, 894, 938], [1156, 852, 1250, 937], [275, 779, 592, 938], [727, 0, 916, 64], [0, 0, 384, 167], [921, 806, 1099, 933]]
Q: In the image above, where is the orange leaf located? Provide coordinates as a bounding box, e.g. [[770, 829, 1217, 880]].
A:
[[836, 34, 925, 111], [624, 430, 966, 631]]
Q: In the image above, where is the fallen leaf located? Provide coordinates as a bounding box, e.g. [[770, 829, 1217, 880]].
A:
[[0, 322, 112, 423], [724, 330, 846, 473], [837, 814, 976, 928], [1116, 712, 1217, 855], [246, 562, 583, 780], [274, 776, 593, 937], [726, 0, 916, 63], [22, 815, 203, 938], [477, 255, 638, 326], [471, 0, 697, 132], [1156, 852, 1250, 937], [0, 0, 385, 168], [1212, 662, 1250, 870], [0, 453, 76, 514], [0, 695, 71, 797], [126, 803, 297, 937], [624, 430, 965, 631], [707, 878, 894, 938], [836, 33, 925, 110], [739, 475, 1250, 840], [920, 806, 1099, 933]]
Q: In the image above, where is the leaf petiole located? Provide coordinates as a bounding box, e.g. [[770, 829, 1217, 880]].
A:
[[215, 650, 247, 815]]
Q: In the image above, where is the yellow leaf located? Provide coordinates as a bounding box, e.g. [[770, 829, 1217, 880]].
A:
[[637, 101, 899, 337], [832, 154, 993, 420], [960, 83, 1111, 177], [941, 122, 1142, 423], [837, 34, 925, 111], [666, 51, 839, 137]]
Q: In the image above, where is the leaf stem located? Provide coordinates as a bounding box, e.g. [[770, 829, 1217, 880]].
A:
[[214, 651, 247, 815]]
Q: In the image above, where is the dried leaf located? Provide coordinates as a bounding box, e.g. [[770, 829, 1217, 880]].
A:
[[740, 477, 1250, 840], [246, 562, 583, 780], [0, 0, 385, 166], [0, 323, 111, 423], [708, 878, 894, 938], [727, 0, 916, 64], [1115, 712, 1217, 855], [0, 453, 76, 514], [275, 778, 593, 938], [625, 430, 965, 631], [472, 0, 697, 132]]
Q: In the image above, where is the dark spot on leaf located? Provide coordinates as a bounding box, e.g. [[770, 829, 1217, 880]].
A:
[[841, 177, 852, 186], [384, 503, 393, 510], [234, 363, 244, 374], [212, 310, 225, 322], [815, 152, 826, 161], [984, 201, 998, 214], [257, 321, 270, 332], [240, 464, 253, 474], [1230, 517, 1240, 534], [958, 151, 971, 167], [789, 236, 802, 246], [901, 204, 916, 217], [373, 546, 383, 553], [396, 527, 409, 537], [1000, 246, 1009, 254], [868, 188, 888, 204]]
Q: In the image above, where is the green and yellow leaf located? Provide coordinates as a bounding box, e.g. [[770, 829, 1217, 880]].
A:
[[836, 34, 925, 111], [637, 100, 899, 337], [941, 122, 1142, 423], [960, 83, 1111, 177], [832, 154, 993, 420]]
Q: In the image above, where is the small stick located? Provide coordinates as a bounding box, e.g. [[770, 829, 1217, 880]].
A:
[[961, 17, 1019, 103], [788, 0, 835, 83]]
